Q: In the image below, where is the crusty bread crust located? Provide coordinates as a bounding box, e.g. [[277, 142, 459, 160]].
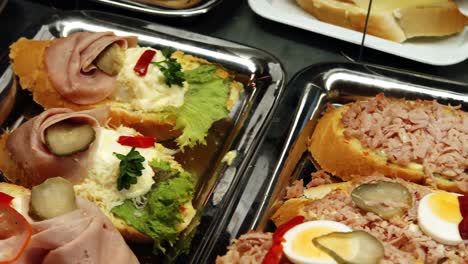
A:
[[271, 182, 351, 226], [296, 0, 468, 42], [308, 105, 464, 194], [136, 0, 202, 9], [9, 38, 237, 142], [0, 182, 30, 197], [0, 132, 151, 242]]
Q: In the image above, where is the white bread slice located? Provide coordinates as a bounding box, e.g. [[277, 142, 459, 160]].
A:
[[296, 0, 468, 42], [135, 0, 201, 9], [308, 105, 465, 194], [9, 38, 242, 141]]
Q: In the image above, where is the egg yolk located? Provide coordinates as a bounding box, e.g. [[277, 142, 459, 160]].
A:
[[291, 226, 352, 260], [428, 192, 462, 223]]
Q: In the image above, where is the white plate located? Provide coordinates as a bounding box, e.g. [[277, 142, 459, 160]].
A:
[[248, 0, 468, 66]]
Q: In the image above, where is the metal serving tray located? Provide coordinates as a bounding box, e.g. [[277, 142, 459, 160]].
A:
[[201, 62, 468, 263], [88, 0, 222, 17], [0, 10, 285, 263]]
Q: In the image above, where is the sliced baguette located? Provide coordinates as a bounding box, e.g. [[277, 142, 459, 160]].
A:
[[270, 180, 434, 226], [271, 182, 351, 226], [0, 180, 150, 242], [9, 38, 241, 141], [296, 0, 468, 42], [0, 132, 150, 242], [0, 132, 196, 243], [308, 105, 464, 194]]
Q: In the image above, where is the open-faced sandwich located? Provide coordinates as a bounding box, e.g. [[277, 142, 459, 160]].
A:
[[296, 0, 468, 42], [0, 107, 196, 252], [309, 93, 468, 194], [9, 31, 242, 147], [0, 179, 139, 264], [217, 174, 468, 263]]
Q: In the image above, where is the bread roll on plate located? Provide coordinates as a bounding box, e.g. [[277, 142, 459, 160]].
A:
[[296, 0, 468, 42], [308, 93, 467, 194]]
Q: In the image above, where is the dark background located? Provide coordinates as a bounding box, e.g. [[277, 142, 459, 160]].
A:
[[1, 0, 468, 84]]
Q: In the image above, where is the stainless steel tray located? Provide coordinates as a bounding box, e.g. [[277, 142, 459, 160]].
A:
[[0, 10, 285, 263], [88, 0, 221, 17], [202, 62, 468, 263]]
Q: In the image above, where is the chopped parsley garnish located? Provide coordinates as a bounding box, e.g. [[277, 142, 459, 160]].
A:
[[151, 47, 185, 87], [114, 147, 145, 191]]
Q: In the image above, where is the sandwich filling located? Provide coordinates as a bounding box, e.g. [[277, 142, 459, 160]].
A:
[[39, 32, 242, 148], [217, 176, 467, 264], [340, 94, 467, 192], [97, 44, 238, 148], [73, 126, 196, 252]]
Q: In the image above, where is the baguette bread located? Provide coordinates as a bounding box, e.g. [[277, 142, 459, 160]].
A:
[[135, 0, 201, 9], [271, 181, 351, 226], [308, 96, 467, 194], [219, 177, 466, 263], [9, 38, 242, 142], [296, 0, 468, 42], [266, 177, 467, 263]]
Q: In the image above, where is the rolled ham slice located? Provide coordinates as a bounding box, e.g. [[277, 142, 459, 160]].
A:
[[6, 107, 109, 187], [45, 32, 138, 105], [12, 196, 139, 264]]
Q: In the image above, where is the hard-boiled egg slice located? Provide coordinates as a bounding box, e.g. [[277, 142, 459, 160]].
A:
[[282, 220, 353, 264], [418, 192, 466, 245]]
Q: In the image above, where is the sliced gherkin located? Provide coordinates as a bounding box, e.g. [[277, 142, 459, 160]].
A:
[[312, 231, 385, 264]]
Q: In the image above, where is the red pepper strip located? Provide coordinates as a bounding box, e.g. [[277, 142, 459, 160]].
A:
[[458, 196, 468, 240], [262, 243, 284, 264], [0, 192, 14, 206], [117, 135, 155, 148], [0, 204, 32, 263], [262, 216, 305, 264], [133, 49, 156, 76]]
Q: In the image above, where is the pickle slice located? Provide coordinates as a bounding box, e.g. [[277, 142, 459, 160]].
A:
[[351, 181, 412, 219], [313, 231, 385, 264], [30, 177, 78, 220], [94, 43, 124, 76], [45, 121, 96, 156]]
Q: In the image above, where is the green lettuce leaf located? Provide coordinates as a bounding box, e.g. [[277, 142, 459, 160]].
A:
[[111, 161, 195, 253], [174, 65, 230, 148]]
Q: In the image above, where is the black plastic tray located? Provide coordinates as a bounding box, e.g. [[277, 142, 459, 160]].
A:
[[0, 10, 286, 263], [202, 62, 468, 263]]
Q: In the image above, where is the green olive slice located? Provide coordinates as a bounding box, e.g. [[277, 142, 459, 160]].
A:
[[312, 231, 385, 264], [94, 43, 124, 76], [45, 121, 96, 156], [30, 177, 78, 220], [351, 181, 412, 219]]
